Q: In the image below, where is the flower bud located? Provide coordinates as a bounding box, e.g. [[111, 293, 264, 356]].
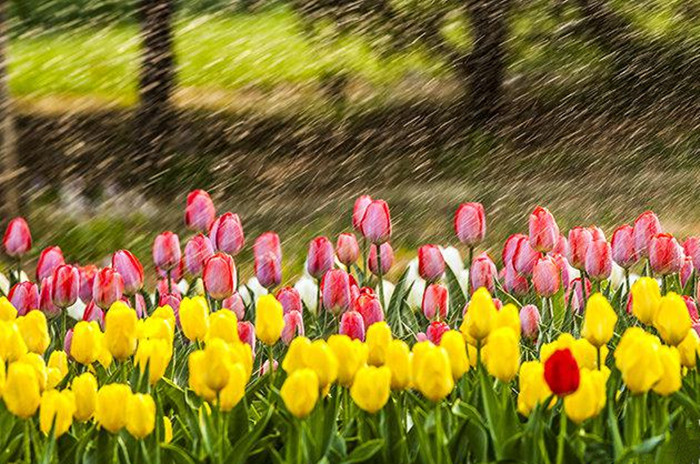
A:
[[184, 234, 214, 276], [418, 244, 445, 283], [366, 322, 392, 366], [8, 281, 39, 317], [352, 195, 372, 231], [611, 224, 638, 268], [36, 246, 65, 281], [93, 268, 124, 310], [3, 217, 31, 257], [152, 232, 181, 271], [649, 233, 683, 275], [338, 310, 365, 341], [614, 328, 662, 393], [328, 334, 368, 386], [566, 277, 591, 314], [185, 189, 216, 233], [517, 361, 551, 417], [634, 211, 662, 258], [543, 348, 580, 396], [502, 234, 526, 267], [322, 269, 351, 315], [39, 277, 61, 319], [684, 295, 699, 322], [306, 236, 334, 279], [552, 234, 569, 257], [351, 366, 391, 414], [564, 368, 607, 423], [532, 255, 561, 297], [352, 288, 383, 328], [4, 362, 41, 418], [483, 327, 519, 382], [502, 263, 529, 296], [653, 346, 681, 396], [51, 264, 79, 308], [683, 236, 700, 271], [96, 383, 131, 433], [255, 294, 284, 346], [454, 202, 486, 246], [203, 253, 237, 301], [180, 296, 210, 342], [630, 277, 661, 324], [513, 238, 539, 277], [681, 257, 694, 289], [281, 310, 305, 344], [255, 252, 282, 290], [413, 344, 453, 401], [17, 310, 50, 354], [336, 233, 360, 266], [654, 292, 691, 346], [585, 240, 612, 281], [567, 227, 592, 270], [237, 321, 256, 352], [126, 393, 156, 439], [275, 286, 302, 315], [460, 287, 497, 342], [422, 283, 448, 321], [71, 372, 97, 421], [384, 339, 410, 390], [582, 293, 617, 347], [210, 212, 245, 256], [281, 369, 319, 418], [222, 291, 245, 320], [40, 389, 76, 438], [529, 206, 559, 253], [470, 252, 497, 294], [360, 199, 392, 244], [368, 242, 393, 276], [104, 302, 138, 361], [303, 340, 338, 388], [111, 250, 144, 296], [519, 304, 540, 340], [425, 320, 450, 345], [78, 265, 97, 304]]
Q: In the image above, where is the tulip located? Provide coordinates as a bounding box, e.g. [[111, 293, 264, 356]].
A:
[[360, 199, 391, 244], [203, 253, 237, 301], [633, 211, 662, 258], [585, 240, 612, 281], [541, 335, 606, 372], [677, 330, 700, 368], [96, 384, 131, 433], [104, 302, 138, 361], [184, 234, 215, 277], [180, 296, 210, 342], [219, 292, 244, 320], [322, 269, 351, 315], [532, 255, 561, 297], [454, 202, 486, 247], [139, 316, 175, 345], [209, 212, 245, 256], [440, 330, 469, 380], [336, 233, 360, 267], [519, 304, 541, 340], [683, 236, 700, 271], [421, 283, 448, 321], [384, 339, 411, 390], [303, 340, 338, 388], [529, 206, 559, 253], [582, 293, 617, 349], [681, 257, 694, 289], [339, 310, 365, 341], [352, 195, 372, 231], [483, 327, 519, 382], [543, 348, 580, 396], [134, 338, 172, 385], [8, 281, 39, 316], [654, 292, 691, 346], [275, 286, 302, 315], [255, 251, 282, 290], [51, 264, 79, 308], [184, 189, 216, 232], [367, 242, 393, 276], [552, 234, 569, 257], [153, 232, 181, 272], [517, 361, 552, 417], [366, 321, 392, 366], [162, 417, 173, 444], [470, 252, 498, 294], [629, 277, 661, 325], [17, 310, 50, 354], [255, 294, 284, 346], [188, 350, 216, 402], [78, 265, 97, 304], [71, 372, 97, 421], [351, 366, 391, 414], [502, 234, 526, 267], [425, 320, 450, 345], [652, 346, 681, 396], [567, 227, 592, 270], [352, 288, 384, 328], [502, 263, 529, 296], [418, 244, 445, 283], [39, 277, 61, 319], [39, 389, 75, 437], [36, 246, 65, 281], [413, 344, 454, 402], [614, 328, 663, 393], [92, 267, 124, 310], [254, 231, 282, 262], [513, 238, 539, 276], [649, 233, 683, 275], [328, 335, 367, 386], [201, 339, 235, 391], [683, 295, 699, 322], [610, 225, 638, 268], [4, 362, 40, 418], [3, 217, 31, 257], [110, 250, 144, 296], [281, 368, 319, 418], [0, 319, 27, 361], [564, 368, 607, 424], [125, 393, 156, 439], [281, 310, 305, 344], [306, 236, 334, 280], [220, 363, 247, 412], [238, 321, 256, 352], [460, 287, 497, 343], [566, 277, 591, 315]]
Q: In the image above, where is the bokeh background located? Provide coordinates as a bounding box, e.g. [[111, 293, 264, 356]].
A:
[[1, 0, 699, 278]]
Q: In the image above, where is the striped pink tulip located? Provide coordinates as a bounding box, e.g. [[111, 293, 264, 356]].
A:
[[203, 253, 237, 300], [112, 250, 144, 296], [36, 246, 65, 282], [422, 283, 448, 321], [368, 242, 394, 276], [222, 292, 245, 320], [339, 310, 365, 341], [93, 267, 124, 310], [501, 263, 529, 296], [649, 233, 683, 275], [78, 265, 98, 304], [83, 300, 105, 329], [238, 321, 256, 353], [681, 256, 694, 289], [551, 234, 569, 258], [3, 217, 31, 258], [209, 212, 245, 256], [611, 224, 638, 268], [8, 281, 39, 316], [454, 202, 486, 247], [566, 278, 591, 314], [40, 277, 61, 319], [360, 200, 392, 244], [336, 233, 360, 267], [470, 253, 498, 294], [426, 321, 450, 345], [254, 232, 282, 263], [514, 238, 539, 277], [51, 264, 79, 308], [275, 287, 302, 315], [255, 251, 282, 290], [633, 211, 662, 258], [519, 304, 541, 340], [352, 195, 372, 231], [184, 234, 215, 276], [529, 206, 559, 253], [502, 234, 527, 267], [153, 232, 181, 271], [683, 296, 699, 323], [352, 288, 383, 328], [418, 244, 445, 283], [306, 236, 335, 279], [585, 240, 612, 281], [567, 227, 592, 270], [322, 269, 351, 315], [158, 293, 182, 321], [281, 310, 305, 345], [683, 237, 700, 271], [184, 189, 216, 233], [532, 256, 561, 297]]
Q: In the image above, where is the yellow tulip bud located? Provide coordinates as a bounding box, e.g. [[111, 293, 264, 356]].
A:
[[350, 366, 391, 414], [440, 330, 470, 380], [495, 304, 521, 338], [255, 295, 284, 346], [126, 393, 156, 439], [46, 368, 63, 391], [96, 383, 131, 433], [282, 336, 311, 374], [151, 305, 177, 333], [162, 417, 173, 444], [219, 363, 247, 412], [135, 338, 172, 385], [614, 328, 663, 394], [229, 341, 253, 380], [303, 340, 338, 388], [483, 327, 519, 382], [139, 316, 174, 346], [71, 321, 102, 365], [678, 330, 700, 368], [16, 310, 50, 354], [413, 344, 454, 402], [19, 352, 48, 392], [104, 301, 138, 361], [280, 368, 319, 418], [203, 338, 234, 392], [366, 322, 392, 366], [208, 309, 239, 344], [384, 339, 411, 390], [39, 389, 75, 437], [71, 372, 98, 421], [97, 334, 113, 369], [48, 351, 68, 380], [653, 346, 682, 396], [630, 277, 661, 324], [180, 296, 210, 342], [582, 293, 617, 348], [3, 362, 40, 418], [460, 287, 497, 342], [188, 350, 216, 402], [517, 361, 552, 417], [654, 292, 691, 346], [0, 320, 27, 362], [328, 335, 368, 387], [564, 368, 606, 423], [0, 297, 17, 321]]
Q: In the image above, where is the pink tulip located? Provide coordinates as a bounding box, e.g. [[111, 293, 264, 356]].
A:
[[551, 234, 569, 258], [470, 252, 497, 294], [93, 267, 124, 310], [238, 321, 256, 353], [550, 253, 572, 290], [253, 232, 282, 263], [633, 211, 662, 258], [307, 236, 335, 279], [255, 251, 282, 290], [83, 300, 105, 329], [153, 232, 181, 271], [519, 304, 541, 340], [8, 281, 39, 316], [220, 292, 245, 320], [184, 189, 216, 233], [567, 227, 592, 270], [275, 287, 302, 315], [322, 269, 351, 315], [157, 278, 181, 298], [3, 218, 31, 257], [566, 277, 591, 314], [585, 240, 612, 281], [611, 225, 638, 268], [418, 244, 445, 283], [184, 234, 215, 276], [529, 206, 559, 253], [339, 310, 365, 341], [501, 263, 529, 296], [203, 253, 237, 300], [532, 256, 561, 297], [649, 233, 683, 275], [360, 200, 392, 244], [112, 250, 144, 296], [681, 256, 694, 289], [694, 323, 700, 339], [683, 237, 700, 271], [422, 283, 448, 321], [352, 288, 384, 328], [157, 258, 184, 283], [368, 242, 393, 276], [78, 265, 98, 304], [158, 293, 182, 323], [64, 329, 73, 355], [513, 238, 539, 277], [51, 264, 79, 308], [352, 195, 373, 231], [683, 296, 699, 323], [281, 310, 305, 345], [209, 212, 245, 256], [454, 202, 486, 247], [425, 321, 450, 345], [336, 233, 360, 267], [36, 246, 65, 282], [39, 277, 61, 319], [588, 226, 606, 242], [502, 234, 526, 267]]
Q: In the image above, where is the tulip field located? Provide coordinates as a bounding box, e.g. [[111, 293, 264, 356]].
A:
[[0, 191, 699, 464]]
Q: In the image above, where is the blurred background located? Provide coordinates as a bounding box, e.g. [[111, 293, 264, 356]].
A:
[[1, 0, 698, 276]]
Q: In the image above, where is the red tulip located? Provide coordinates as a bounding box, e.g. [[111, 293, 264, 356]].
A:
[[352, 288, 384, 328], [681, 256, 694, 289], [633, 211, 662, 258], [611, 224, 638, 268], [8, 281, 39, 316], [532, 256, 561, 297], [683, 237, 700, 271], [111, 250, 144, 296], [83, 300, 105, 329], [649, 233, 683, 275], [209, 212, 245, 256], [502, 234, 526, 267], [519, 304, 541, 340], [585, 240, 612, 281], [184, 189, 216, 233], [360, 200, 392, 244], [339, 310, 365, 341], [352, 195, 373, 231], [158, 293, 182, 322], [255, 251, 282, 290], [454, 203, 486, 247], [275, 287, 302, 315], [36, 246, 65, 282], [254, 232, 282, 263], [529, 206, 559, 253], [513, 237, 539, 277], [588, 226, 606, 242], [78, 265, 98, 304], [493, 298, 503, 310], [93, 267, 124, 310], [306, 236, 335, 279], [336, 233, 360, 267], [3, 218, 31, 257], [550, 253, 572, 290], [501, 262, 529, 296], [368, 242, 394, 276], [281, 310, 305, 345], [157, 278, 181, 298], [566, 277, 591, 314], [153, 232, 181, 271], [544, 348, 580, 396], [39, 277, 61, 319], [683, 296, 699, 323], [322, 269, 351, 315], [426, 321, 450, 345], [184, 234, 215, 276], [418, 244, 445, 283], [51, 264, 79, 308], [470, 252, 497, 294], [203, 253, 237, 301], [567, 227, 592, 270], [238, 321, 256, 353], [551, 234, 569, 258], [422, 283, 448, 321]]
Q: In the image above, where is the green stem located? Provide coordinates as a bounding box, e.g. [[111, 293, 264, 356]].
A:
[[268, 344, 275, 385], [581, 271, 589, 309], [596, 346, 601, 370], [23, 420, 30, 464], [466, 246, 474, 299], [556, 410, 566, 464], [376, 244, 385, 309], [435, 402, 443, 464]]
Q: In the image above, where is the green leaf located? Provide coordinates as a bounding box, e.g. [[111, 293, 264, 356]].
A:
[[341, 439, 384, 464], [445, 263, 466, 326], [160, 444, 197, 464]]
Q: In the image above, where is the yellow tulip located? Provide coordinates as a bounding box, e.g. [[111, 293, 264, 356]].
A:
[[0, 297, 17, 321], [328, 335, 368, 387], [104, 301, 138, 361], [19, 352, 48, 392], [71, 372, 98, 421], [139, 316, 174, 346], [151, 305, 177, 333], [16, 310, 50, 354], [208, 310, 240, 344], [203, 338, 234, 392], [630, 277, 661, 325], [517, 361, 552, 417], [466, 342, 478, 368], [677, 330, 700, 368], [540, 333, 606, 371], [71, 321, 102, 365], [303, 340, 338, 389], [219, 363, 247, 412], [282, 336, 311, 374], [46, 368, 63, 391], [229, 341, 254, 380], [180, 296, 210, 342], [413, 344, 454, 402], [162, 417, 173, 444], [366, 322, 392, 366], [39, 389, 76, 437], [495, 304, 521, 338], [483, 327, 519, 383], [564, 368, 606, 424], [188, 350, 216, 402], [0, 320, 27, 362], [384, 339, 411, 390], [460, 287, 497, 343], [653, 346, 682, 396], [255, 295, 284, 346], [95, 383, 131, 433], [654, 292, 691, 346], [350, 366, 391, 414], [126, 393, 156, 439], [582, 293, 617, 348], [134, 338, 172, 385], [97, 334, 113, 369], [48, 351, 68, 380], [614, 328, 663, 394], [3, 362, 40, 418], [440, 330, 470, 380], [280, 368, 319, 418]]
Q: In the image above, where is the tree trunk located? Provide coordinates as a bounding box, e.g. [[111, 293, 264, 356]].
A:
[[0, 0, 18, 216]]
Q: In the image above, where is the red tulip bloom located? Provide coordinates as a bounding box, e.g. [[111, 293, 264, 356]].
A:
[[567, 227, 592, 271], [566, 277, 591, 314], [158, 293, 182, 322], [683, 296, 699, 323], [153, 232, 181, 272], [3, 217, 31, 257], [418, 244, 446, 283], [544, 348, 580, 396], [78, 265, 98, 304], [83, 300, 105, 329], [353, 287, 384, 328], [112, 250, 144, 296], [501, 262, 529, 296], [422, 283, 448, 321], [519, 304, 541, 340], [550, 253, 572, 290], [502, 234, 526, 267], [529, 206, 560, 253], [306, 236, 335, 280], [352, 195, 373, 231], [532, 255, 561, 297], [51, 264, 79, 308], [552, 234, 569, 258], [36, 246, 65, 282], [360, 200, 392, 244], [276, 286, 302, 315], [368, 242, 394, 276], [426, 321, 450, 345], [611, 225, 638, 269], [253, 232, 282, 263], [322, 269, 351, 315], [39, 277, 61, 319], [588, 226, 606, 242], [454, 202, 486, 247], [8, 281, 39, 316], [221, 292, 245, 320], [281, 310, 305, 345], [255, 251, 282, 290], [203, 253, 237, 301], [93, 267, 125, 310], [681, 256, 694, 289], [339, 310, 365, 341], [336, 233, 360, 267], [513, 237, 539, 277], [209, 212, 245, 256], [585, 240, 612, 281], [683, 237, 700, 271], [238, 321, 256, 353], [633, 211, 662, 258], [649, 233, 683, 275], [184, 189, 216, 233], [184, 234, 215, 276], [470, 252, 498, 294]]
